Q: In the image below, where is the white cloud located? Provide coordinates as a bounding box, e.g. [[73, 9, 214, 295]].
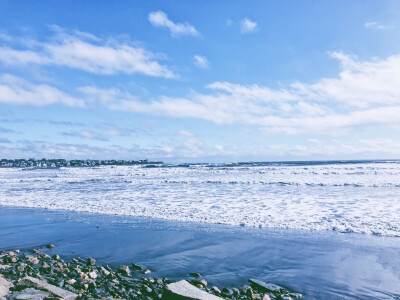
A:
[[0, 30, 176, 78], [240, 18, 258, 33], [193, 55, 210, 69], [3, 51, 400, 138], [62, 125, 134, 141], [0, 74, 84, 107], [62, 130, 109, 141], [78, 52, 400, 135], [148, 11, 199, 37], [365, 21, 390, 30]]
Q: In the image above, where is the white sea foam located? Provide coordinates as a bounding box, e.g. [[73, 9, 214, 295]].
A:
[[1, 162, 400, 236]]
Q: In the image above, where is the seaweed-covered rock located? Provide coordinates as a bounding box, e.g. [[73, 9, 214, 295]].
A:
[[0, 248, 303, 300]]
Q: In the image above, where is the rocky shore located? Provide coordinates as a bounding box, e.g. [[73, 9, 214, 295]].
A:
[[0, 247, 302, 300]]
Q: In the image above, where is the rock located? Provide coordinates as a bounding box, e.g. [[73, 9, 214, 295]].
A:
[[289, 293, 302, 298], [41, 262, 49, 269], [0, 265, 11, 270], [100, 266, 110, 276], [88, 271, 98, 279], [118, 265, 130, 276], [25, 256, 39, 265], [143, 269, 151, 274], [163, 280, 223, 300], [242, 285, 254, 296], [66, 279, 76, 285], [210, 286, 221, 294], [221, 287, 233, 296], [131, 263, 143, 271], [4, 257, 17, 263], [280, 295, 292, 300], [249, 279, 284, 293], [46, 244, 55, 249], [262, 295, 271, 300], [31, 250, 42, 255], [17, 276, 78, 300], [194, 279, 207, 287], [17, 264, 26, 272], [252, 293, 261, 300], [189, 273, 202, 278], [53, 254, 60, 260], [13, 288, 50, 300], [87, 258, 96, 266], [0, 276, 14, 297]]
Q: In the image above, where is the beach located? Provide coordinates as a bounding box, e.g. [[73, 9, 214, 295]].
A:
[[1, 207, 400, 299]]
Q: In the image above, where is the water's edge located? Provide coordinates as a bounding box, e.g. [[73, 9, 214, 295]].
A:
[[1, 206, 400, 299]]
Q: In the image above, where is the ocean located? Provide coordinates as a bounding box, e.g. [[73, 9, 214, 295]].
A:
[[1, 160, 400, 299], [1, 160, 400, 236]]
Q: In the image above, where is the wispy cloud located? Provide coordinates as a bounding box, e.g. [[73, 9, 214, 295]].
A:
[[61, 125, 134, 141], [62, 130, 109, 141], [240, 18, 258, 34], [0, 74, 84, 107], [148, 11, 199, 37], [365, 21, 391, 30], [193, 55, 210, 69], [3, 52, 400, 137], [0, 126, 15, 133], [0, 29, 176, 78], [79, 52, 400, 134], [0, 138, 11, 143]]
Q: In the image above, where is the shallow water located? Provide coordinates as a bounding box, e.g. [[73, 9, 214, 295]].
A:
[[1, 207, 400, 299], [1, 161, 400, 236]]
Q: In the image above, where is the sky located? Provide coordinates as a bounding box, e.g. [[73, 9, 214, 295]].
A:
[[1, 1, 400, 162]]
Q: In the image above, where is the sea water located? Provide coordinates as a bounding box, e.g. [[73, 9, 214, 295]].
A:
[[1, 160, 400, 236]]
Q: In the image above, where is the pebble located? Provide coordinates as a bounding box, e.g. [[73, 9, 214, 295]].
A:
[[24, 256, 39, 265], [66, 279, 76, 285], [17, 265, 25, 272], [87, 258, 96, 266], [118, 265, 130, 276], [0, 248, 299, 300]]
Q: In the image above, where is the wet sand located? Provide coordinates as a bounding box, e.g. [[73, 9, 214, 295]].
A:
[[1, 206, 400, 299]]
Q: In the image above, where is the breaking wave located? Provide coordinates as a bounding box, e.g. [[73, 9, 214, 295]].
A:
[[1, 161, 400, 236]]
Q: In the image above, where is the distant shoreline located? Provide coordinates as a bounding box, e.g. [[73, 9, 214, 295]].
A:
[[1, 158, 400, 168]]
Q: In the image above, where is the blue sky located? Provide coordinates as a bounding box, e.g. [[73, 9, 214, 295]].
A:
[[1, 1, 400, 162]]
